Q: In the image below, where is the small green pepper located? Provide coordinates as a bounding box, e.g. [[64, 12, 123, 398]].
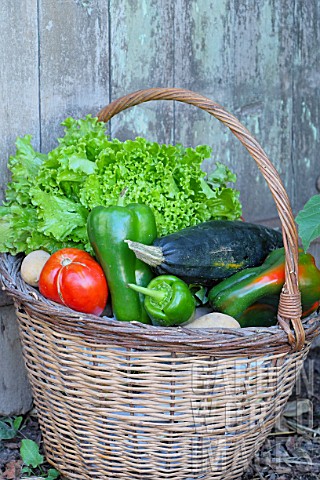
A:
[[128, 275, 196, 327]]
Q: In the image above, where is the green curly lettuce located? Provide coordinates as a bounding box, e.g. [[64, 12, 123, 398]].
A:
[[0, 115, 242, 255]]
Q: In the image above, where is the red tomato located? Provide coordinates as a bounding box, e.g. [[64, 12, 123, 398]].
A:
[[39, 248, 108, 316]]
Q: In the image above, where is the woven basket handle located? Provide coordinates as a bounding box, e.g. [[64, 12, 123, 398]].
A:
[[98, 87, 305, 351]]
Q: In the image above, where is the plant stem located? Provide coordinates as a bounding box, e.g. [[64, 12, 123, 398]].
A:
[[127, 283, 166, 302]]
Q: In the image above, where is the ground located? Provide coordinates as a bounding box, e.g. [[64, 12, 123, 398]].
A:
[[1, 347, 319, 480]]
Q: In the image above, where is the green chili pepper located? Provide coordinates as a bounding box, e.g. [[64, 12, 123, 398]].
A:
[[87, 202, 157, 323], [128, 275, 196, 327], [208, 247, 320, 327]]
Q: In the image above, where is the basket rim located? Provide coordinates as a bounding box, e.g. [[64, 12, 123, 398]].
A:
[[1, 252, 319, 357]]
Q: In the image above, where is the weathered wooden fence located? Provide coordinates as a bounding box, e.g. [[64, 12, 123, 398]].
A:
[[1, 0, 319, 414]]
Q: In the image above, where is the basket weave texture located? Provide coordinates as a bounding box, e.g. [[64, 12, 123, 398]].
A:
[[1, 88, 319, 480]]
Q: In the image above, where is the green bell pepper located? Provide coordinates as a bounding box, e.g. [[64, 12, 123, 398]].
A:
[[208, 247, 320, 327], [128, 275, 196, 327], [87, 202, 157, 323]]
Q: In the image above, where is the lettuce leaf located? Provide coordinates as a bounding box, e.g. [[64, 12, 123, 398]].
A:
[[0, 115, 242, 254]]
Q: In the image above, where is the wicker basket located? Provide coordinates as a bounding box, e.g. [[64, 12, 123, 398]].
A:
[[1, 88, 319, 480]]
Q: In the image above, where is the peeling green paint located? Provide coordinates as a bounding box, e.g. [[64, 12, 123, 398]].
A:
[[139, 33, 147, 45], [110, 0, 169, 88], [113, 107, 159, 141], [246, 114, 261, 135], [302, 102, 318, 142], [256, 2, 282, 81], [141, 0, 148, 16], [190, 0, 227, 67], [75, 0, 93, 16], [303, 157, 311, 169]]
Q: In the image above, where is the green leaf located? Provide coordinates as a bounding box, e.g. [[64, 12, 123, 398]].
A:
[[10, 135, 45, 180], [68, 154, 97, 175], [20, 438, 44, 468], [0, 416, 22, 440], [199, 178, 216, 199], [189, 285, 209, 306], [0, 419, 17, 440], [30, 190, 88, 241], [46, 468, 60, 479], [13, 415, 23, 431], [296, 194, 320, 251], [21, 466, 32, 474], [206, 161, 237, 188]]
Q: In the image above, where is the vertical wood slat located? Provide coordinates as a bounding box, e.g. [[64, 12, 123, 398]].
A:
[[38, 0, 110, 152], [108, 0, 175, 143], [291, 0, 320, 212], [0, 0, 39, 413], [0, 0, 40, 201], [173, 0, 238, 201], [0, 308, 33, 415], [0, 0, 40, 287]]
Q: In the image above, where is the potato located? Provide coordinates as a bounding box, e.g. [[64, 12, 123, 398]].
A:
[[184, 312, 241, 329], [20, 250, 51, 287]]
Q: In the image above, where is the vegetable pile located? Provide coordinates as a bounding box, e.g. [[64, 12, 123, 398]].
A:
[[1, 115, 320, 329]]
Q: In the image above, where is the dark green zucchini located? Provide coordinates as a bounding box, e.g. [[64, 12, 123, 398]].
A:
[[126, 220, 283, 286]]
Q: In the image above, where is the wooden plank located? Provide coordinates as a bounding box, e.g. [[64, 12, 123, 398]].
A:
[[109, 0, 174, 142], [174, 0, 295, 223], [291, 0, 320, 214], [0, 0, 40, 201], [0, 307, 33, 415], [0, 0, 39, 414], [38, 0, 110, 151]]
